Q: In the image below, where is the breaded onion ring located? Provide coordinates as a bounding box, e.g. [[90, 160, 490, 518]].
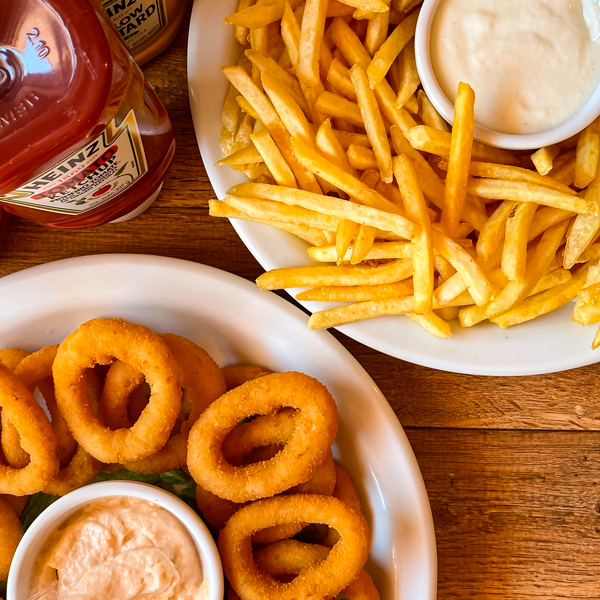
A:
[[0, 496, 23, 580], [0, 366, 59, 496], [0, 349, 31, 468], [325, 462, 364, 547], [221, 365, 271, 391], [98, 361, 144, 429], [219, 495, 371, 600], [53, 318, 182, 464], [188, 372, 338, 503], [254, 540, 380, 599], [0, 494, 28, 518]]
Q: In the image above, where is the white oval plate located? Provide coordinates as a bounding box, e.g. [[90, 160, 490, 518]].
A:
[[0, 255, 436, 600], [187, 0, 600, 376]]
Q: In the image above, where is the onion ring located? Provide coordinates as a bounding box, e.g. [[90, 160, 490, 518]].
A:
[[0, 494, 28, 518], [0, 496, 23, 580], [188, 372, 338, 502], [0, 349, 31, 468], [98, 361, 144, 429], [254, 540, 380, 599], [221, 365, 271, 391], [218, 495, 370, 600], [0, 365, 59, 496], [53, 318, 182, 464], [325, 462, 364, 547], [101, 333, 226, 474]]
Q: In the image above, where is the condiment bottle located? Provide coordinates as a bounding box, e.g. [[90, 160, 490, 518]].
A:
[[0, 0, 176, 228], [96, 0, 187, 65]]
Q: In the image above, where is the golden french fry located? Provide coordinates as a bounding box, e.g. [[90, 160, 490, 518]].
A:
[[563, 170, 600, 268], [404, 93, 418, 114], [298, 0, 329, 88], [245, 49, 311, 115], [225, 0, 303, 28], [231, 113, 254, 160], [405, 125, 520, 165], [492, 264, 591, 328], [228, 181, 416, 238], [441, 82, 475, 239], [476, 200, 513, 260], [531, 144, 560, 176], [208, 200, 329, 246], [394, 155, 434, 313], [215, 144, 263, 166], [406, 312, 452, 338], [572, 263, 600, 325], [316, 91, 366, 127], [365, 1, 391, 55], [250, 129, 298, 187], [249, 26, 268, 85], [467, 178, 596, 214], [579, 281, 600, 305], [233, 0, 255, 44], [328, 0, 356, 15], [593, 324, 600, 349], [395, 42, 419, 108], [347, 144, 378, 170], [257, 257, 412, 289], [335, 0, 388, 11], [220, 84, 242, 157], [331, 129, 371, 149], [417, 90, 449, 132], [575, 120, 599, 189], [502, 202, 538, 283], [236, 95, 260, 119], [350, 64, 394, 183], [528, 206, 573, 241], [297, 279, 414, 301], [550, 155, 576, 187], [308, 240, 412, 262], [434, 306, 461, 321], [327, 58, 357, 101], [366, 8, 419, 88], [351, 224, 378, 264], [486, 220, 569, 319]]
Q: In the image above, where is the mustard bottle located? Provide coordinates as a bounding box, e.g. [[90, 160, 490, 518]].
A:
[[97, 0, 187, 65]]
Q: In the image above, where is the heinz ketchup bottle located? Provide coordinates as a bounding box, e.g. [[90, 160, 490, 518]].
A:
[[0, 0, 176, 228]]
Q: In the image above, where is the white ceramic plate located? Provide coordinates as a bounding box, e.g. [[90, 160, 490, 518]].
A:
[[187, 0, 600, 376], [0, 255, 436, 600]]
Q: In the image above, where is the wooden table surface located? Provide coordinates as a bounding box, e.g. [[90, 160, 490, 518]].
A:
[[3, 4, 600, 599]]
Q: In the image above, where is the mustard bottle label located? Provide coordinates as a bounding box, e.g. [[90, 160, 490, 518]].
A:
[[0, 111, 148, 214], [101, 0, 169, 52]]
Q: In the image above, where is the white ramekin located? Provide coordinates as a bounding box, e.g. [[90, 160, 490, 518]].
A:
[[7, 481, 224, 600], [414, 0, 600, 150]]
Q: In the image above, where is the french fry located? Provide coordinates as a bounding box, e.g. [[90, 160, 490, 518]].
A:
[[528, 206, 573, 241], [486, 220, 569, 319], [307, 240, 412, 262], [476, 201, 513, 260], [572, 263, 600, 325], [215, 144, 263, 166], [405, 125, 520, 165], [257, 257, 412, 289], [563, 169, 600, 268], [347, 144, 378, 170], [331, 129, 371, 149], [574, 119, 598, 190], [228, 182, 416, 238], [492, 264, 591, 328], [578, 281, 600, 305], [246, 49, 311, 115], [366, 8, 419, 89], [327, 58, 357, 101], [249, 26, 269, 85], [225, 0, 304, 28], [208, 200, 329, 246], [236, 95, 260, 120], [250, 129, 298, 187], [297, 278, 414, 301], [364, 0, 391, 56], [442, 82, 475, 239], [407, 313, 452, 338], [220, 84, 242, 157], [222, 65, 321, 193], [395, 42, 419, 108], [335, 0, 388, 11], [531, 144, 561, 176], [316, 91, 366, 127], [232, 113, 254, 156], [298, 0, 329, 88], [404, 93, 418, 114], [417, 89, 449, 132], [351, 170, 381, 263], [233, 0, 256, 44], [502, 202, 538, 282], [467, 178, 596, 214], [327, 0, 356, 15], [550, 154, 576, 186], [349, 64, 393, 182], [394, 155, 434, 313]]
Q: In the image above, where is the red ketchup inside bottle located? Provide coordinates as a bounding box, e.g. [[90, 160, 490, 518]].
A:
[[0, 0, 175, 228]]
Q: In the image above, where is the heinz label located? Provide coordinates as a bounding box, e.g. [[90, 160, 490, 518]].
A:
[[102, 0, 168, 52], [1, 111, 147, 214]]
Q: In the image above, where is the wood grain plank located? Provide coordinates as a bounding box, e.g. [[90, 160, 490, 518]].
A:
[[407, 428, 600, 599]]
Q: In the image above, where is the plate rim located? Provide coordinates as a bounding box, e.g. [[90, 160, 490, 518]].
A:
[[0, 253, 438, 600]]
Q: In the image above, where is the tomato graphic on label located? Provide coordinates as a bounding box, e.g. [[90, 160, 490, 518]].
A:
[[93, 185, 112, 197]]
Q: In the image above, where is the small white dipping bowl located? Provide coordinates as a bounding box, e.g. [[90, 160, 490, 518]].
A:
[[414, 0, 600, 150], [7, 481, 224, 600]]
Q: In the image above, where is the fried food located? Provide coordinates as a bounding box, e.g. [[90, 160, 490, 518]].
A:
[[219, 495, 371, 600], [0, 365, 59, 496], [0, 496, 23, 580], [188, 372, 338, 503], [221, 365, 272, 391], [53, 318, 182, 464]]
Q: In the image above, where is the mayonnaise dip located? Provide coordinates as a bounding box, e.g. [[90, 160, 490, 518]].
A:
[[29, 497, 209, 600], [429, 0, 600, 135]]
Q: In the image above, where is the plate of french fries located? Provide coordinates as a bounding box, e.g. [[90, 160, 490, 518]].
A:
[[188, 0, 600, 376]]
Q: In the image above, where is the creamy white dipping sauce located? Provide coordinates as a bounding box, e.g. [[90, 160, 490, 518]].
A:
[[430, 0, 600, 134]]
